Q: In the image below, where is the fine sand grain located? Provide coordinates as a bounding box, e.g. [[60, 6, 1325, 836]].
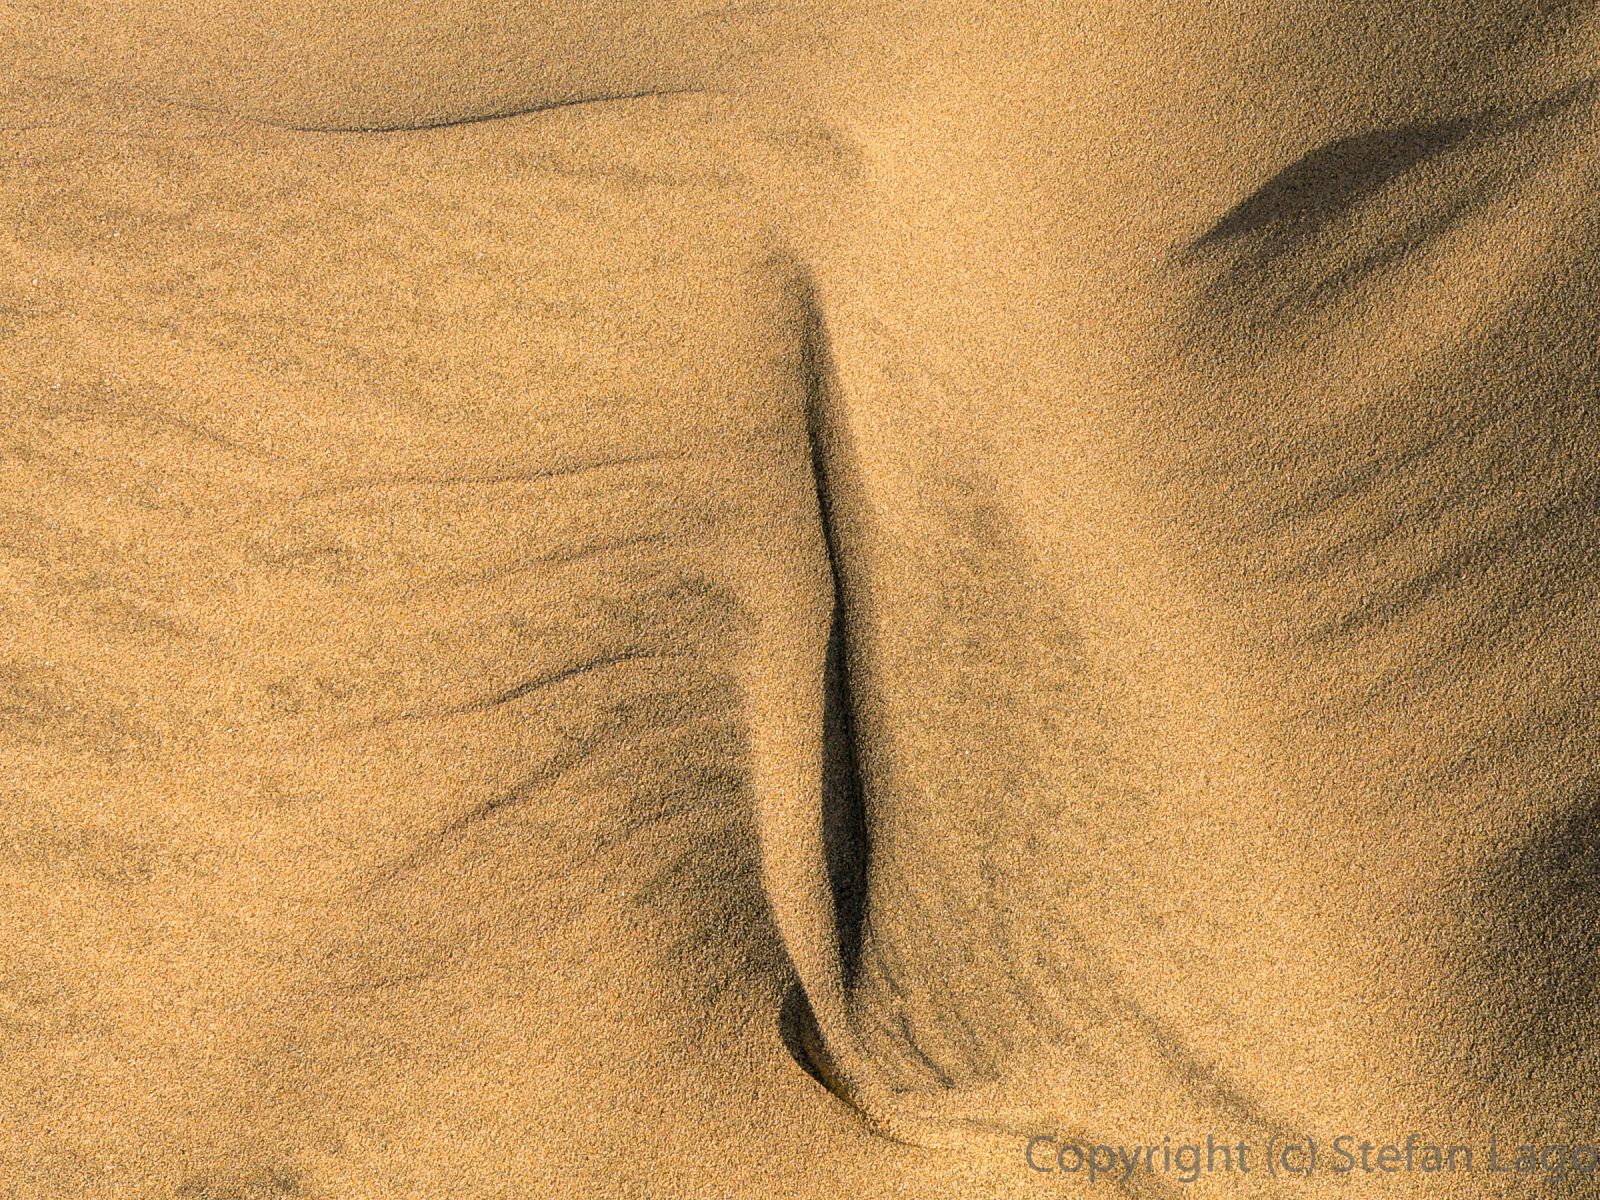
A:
[[4, 5, 1599, 1197]]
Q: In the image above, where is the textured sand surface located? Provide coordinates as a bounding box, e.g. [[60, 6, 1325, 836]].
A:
[[4, 5, 1600, 1198]]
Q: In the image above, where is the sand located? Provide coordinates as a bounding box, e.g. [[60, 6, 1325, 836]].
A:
[[3, 4, 1599, 1197]]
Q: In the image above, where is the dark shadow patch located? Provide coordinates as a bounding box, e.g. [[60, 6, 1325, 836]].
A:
[[1439, 783, 1600, 1091], [1186, 117, 1477, 259], [1169, 77, 1599, 358], [1302, 470, 1600, 646], [778, 982, 834, 1091], [797, 277, 873, 988], [821, 607, 870, 985], [1183, 78, 1596, 263]]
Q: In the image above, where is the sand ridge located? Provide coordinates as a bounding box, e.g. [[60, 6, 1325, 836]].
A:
[[5, 6, 1600, 1198]]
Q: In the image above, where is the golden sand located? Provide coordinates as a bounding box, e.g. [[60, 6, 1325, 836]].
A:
[[3, 5, 1599, 1196]]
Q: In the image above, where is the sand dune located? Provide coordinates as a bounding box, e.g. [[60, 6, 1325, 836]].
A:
[[4, 6, 1599, 1197]]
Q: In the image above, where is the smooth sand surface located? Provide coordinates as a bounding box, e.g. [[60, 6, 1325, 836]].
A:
[[5, 5, 1600, 1197]]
